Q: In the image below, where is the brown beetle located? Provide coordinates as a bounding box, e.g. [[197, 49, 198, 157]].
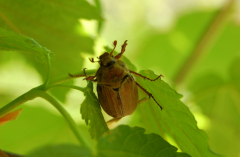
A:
[[69, 40, 162, 123]]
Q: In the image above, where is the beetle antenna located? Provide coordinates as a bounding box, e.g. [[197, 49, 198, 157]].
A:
[[110, 40, 117, 56], [115, 40, 127, 60]]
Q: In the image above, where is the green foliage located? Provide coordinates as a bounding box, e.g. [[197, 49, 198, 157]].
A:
[[98, 125, 184, 157], [26, 144, 92, 157], [135, 70, 220, 157], [0, 0, 237, 156], [177, 153, 191, 157], [0, 28, 53, 62], [81, 81, 109, 139], [188, 57, 240, 156], [0, 105, 81, 153], [0, 0, 101, 73], [25, 126, 191, 157], [136, 11, 217, 79], [0, 0, 102, 102]]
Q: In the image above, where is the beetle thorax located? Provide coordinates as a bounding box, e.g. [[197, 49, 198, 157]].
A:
[[99, 52, 115, 67]]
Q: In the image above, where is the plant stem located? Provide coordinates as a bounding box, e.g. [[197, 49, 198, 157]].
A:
[[35, 90, 91, 148], [0, 89, 91, 149], [45, 84, 85, 92], [0, 90, 37, 117], [43, 53, 51, 88], [173, 0, 235, 85]]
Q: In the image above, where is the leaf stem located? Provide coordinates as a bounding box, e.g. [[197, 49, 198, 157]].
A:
[[173, 0, 236, 85], [0, 89, 91, 149], [0, 90, 37, 117], [35, 90, 91, 148], [45, 84, 85, 92], [43, 53, 51, 88]]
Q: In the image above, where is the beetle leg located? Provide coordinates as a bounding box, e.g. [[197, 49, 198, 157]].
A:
[[130, 70, 163, 81], [110, 40, 117, 56], [138, 98, 148, 105], [68, 73, 86, 78], [69, 68, 97, 81], [81, 68, 97, 81], [89, 58, 100, 63], [135, 82, 163, 110], [106, 117, 122, 127], [115, 40, 128, 60], [84, 76, 97, 81]]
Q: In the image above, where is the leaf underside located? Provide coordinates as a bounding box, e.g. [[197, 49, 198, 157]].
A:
[[97, 125, 191, 157], [80, 81, 109, 139]]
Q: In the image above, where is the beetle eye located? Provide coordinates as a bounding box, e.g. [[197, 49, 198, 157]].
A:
[[106, 60, 115, 67]]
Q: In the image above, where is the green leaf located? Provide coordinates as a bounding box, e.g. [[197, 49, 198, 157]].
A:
[[135, 70, 221, 157], [229, 57, 240, 82], [0, 105, 82, 154], [177, 153, 191, 157], [0, 27, 54, 62], [97, 125, 189, 157], [0, 0, 103, 102], [135, 11, 217, 79], [188, 58, 240, 157], [26, 144, 92, 157], [81, 81, 109, 139], [104, 45, 137, 72]]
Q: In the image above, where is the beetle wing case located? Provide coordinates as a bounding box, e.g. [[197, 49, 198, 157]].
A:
[[97, 75, 138, 118]]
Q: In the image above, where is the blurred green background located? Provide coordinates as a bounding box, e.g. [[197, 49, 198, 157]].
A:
[[0, 0, 240, 157]]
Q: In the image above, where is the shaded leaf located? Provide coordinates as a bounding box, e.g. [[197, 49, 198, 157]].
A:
[[0, 0, 103, 102], [188, 57, 240, 156], [229, 57, 240, 82], [97, 125, 189, 157], [81, 81, 109, 139], [0, 108, 22, 126], [177, 153, 191, 157], [26, 144, 92, 157], [0, 28, 53, 62], [135, 70, 220, 157]]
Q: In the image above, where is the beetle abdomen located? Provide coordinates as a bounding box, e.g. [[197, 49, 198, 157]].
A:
[[97, 75, 138, 118]]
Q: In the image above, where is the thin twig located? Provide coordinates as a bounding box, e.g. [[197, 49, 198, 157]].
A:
[[173, 0, 236, 85]]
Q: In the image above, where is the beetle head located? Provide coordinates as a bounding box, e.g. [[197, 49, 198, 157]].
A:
[[99, 52, 115, 67]]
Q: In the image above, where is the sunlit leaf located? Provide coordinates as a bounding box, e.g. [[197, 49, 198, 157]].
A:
[[0, 28, 53, 62], [97, 125, 189, 157], [26, 144, 92, 157], [81, 81, 109, 139], [0, 108, 22, 126], [135, 70, 221, 157]]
